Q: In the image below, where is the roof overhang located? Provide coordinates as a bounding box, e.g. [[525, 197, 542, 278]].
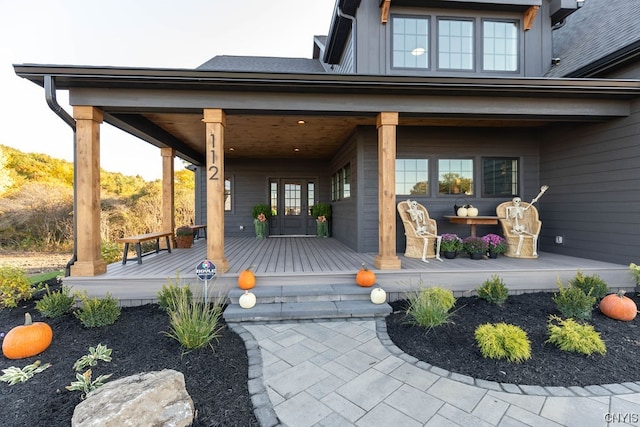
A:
[[14, 64, 640, 165]]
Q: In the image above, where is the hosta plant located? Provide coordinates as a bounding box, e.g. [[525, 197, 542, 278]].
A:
[[0, 360, 51, 385], [66, 369, 113, 399], [546, 315, 606, 356], [475, 323, 531, 363], [73, 343, 113, 372]]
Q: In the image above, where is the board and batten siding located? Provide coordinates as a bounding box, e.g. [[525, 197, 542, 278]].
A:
[[539, 98, 640, 265]]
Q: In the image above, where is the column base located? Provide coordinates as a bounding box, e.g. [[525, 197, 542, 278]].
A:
[[373, 255, 401, 270], [70, 260, 107, 277], [209, 257, 229, 274]]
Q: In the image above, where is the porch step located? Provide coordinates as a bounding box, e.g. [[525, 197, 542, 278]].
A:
[[223, 284, 391, 322]]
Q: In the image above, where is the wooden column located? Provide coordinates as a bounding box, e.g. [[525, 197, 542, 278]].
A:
[[374, 112, 402, 270], [202, 109, 229, 273], [70, 106, 107, 276], [161, 147, 175, 248]]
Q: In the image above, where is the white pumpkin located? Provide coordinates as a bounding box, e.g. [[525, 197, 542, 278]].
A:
[[239, 291, 256, 309], [370, 287, 387, 304], [467, 205, 478, 217], [456, 206, 468, 217]]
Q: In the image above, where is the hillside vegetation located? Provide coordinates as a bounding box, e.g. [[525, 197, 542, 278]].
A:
[[0, 144, 195, 252]]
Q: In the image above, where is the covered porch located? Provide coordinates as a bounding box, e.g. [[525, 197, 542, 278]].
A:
[[64, 236, 635, 306]]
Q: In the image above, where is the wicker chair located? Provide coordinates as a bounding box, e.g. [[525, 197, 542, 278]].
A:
[[496, 200, 542, 258], [397, 199, 442, 262]]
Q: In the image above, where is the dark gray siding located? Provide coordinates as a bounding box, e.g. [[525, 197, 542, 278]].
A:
[[351, 2, 553, 77], [357, 125, 541, 253], [539, 99, 640, 265], [329, 133, 358, 249], [212, 159, 331, 238]]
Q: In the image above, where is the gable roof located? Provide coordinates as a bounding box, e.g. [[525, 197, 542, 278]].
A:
[[547, 0, 640, 77], [197, 55, 327, 73]]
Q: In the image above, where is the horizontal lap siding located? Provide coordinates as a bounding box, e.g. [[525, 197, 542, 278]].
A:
[[329, 133, 358, 250], [218, 159, 330, 237], [540, 99, 640, 264], [360, 126, 540, 253]]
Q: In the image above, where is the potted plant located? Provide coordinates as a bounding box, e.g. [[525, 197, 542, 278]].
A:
[[439, 233, 463, 259], [482, 233, 506, 258], [175, 225, 193, 248], [311, 202, 331, 237], [252, 204, 271, 239], [462, 236, 488, 260]]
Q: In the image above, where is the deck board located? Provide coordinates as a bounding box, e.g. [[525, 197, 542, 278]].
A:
[[64, 236, 635, 304]]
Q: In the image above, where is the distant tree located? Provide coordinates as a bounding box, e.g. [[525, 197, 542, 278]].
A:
[[0, 146, 13, 196]]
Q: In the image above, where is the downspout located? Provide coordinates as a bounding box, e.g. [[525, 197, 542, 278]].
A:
[[44, 75, 77, 277], [337, 6, 357, 73]]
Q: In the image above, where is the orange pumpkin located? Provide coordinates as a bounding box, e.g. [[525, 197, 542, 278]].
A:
[[356, 263, 376, 287], [600, 290, 637, 321], [238, 266, 256, 290], [2, 313, 53, 360]]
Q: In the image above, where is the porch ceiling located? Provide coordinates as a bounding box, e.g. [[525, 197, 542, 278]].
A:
[[129, 112, 551, 162]]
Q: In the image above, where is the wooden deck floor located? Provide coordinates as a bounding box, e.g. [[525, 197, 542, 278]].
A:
[[65, 237, 635, 305]]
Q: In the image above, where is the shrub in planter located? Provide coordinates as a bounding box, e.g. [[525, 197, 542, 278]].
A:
[[175, 225, 193, 248], [252, 204, 271, 239]]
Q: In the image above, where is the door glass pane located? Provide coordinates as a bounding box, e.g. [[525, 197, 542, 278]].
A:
[[307, 182, 315, 216], [270, 181, 278, 216], [284, 182, 301, 215]]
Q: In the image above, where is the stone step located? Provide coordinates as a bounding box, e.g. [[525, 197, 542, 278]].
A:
[[223, 284, 391, 322]]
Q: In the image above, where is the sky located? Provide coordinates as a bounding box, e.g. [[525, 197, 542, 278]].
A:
[[0, 0, 336, 180]]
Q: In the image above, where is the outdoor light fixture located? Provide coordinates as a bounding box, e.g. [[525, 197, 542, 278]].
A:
[[411, 47, 426, 56], [297, 120, 306, 124], [294, 148, 300, 152]]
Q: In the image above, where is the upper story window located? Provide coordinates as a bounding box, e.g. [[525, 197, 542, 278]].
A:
[[392, 16, 429, 69], [391, 14, 520, 75], [483, 20, 518, 71], [438, 19, 474, 70]]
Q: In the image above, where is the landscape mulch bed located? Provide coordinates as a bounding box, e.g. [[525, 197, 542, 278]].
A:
[[1, 280, 639, 426], [386, 291, 640, 387]]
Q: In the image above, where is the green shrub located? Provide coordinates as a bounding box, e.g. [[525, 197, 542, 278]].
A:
[[475, 323, 531, 363], [163, 290, 224, 352], [546, 315, 606, 356], [476, 275, 509, 306], [157, 278, 192, 312], [405, 286, 456, 329], [0, 266, 33, 308], [568, 270, 609, 300], [101, 240, 122, 265], [35, 285, 75, 318], [553, 279, 596, 320], [74, 293, 121, 327]]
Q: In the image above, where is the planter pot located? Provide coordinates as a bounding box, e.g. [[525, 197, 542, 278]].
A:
[[442, 251, 457, 259], [487, 251, 499, 259], [470, 252, 484, 260], [254, 220, 268, 239], [316, 221, 329, 238], [175, 235, 192, 249]]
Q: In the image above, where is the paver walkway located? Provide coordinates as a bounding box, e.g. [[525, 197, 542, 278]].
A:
[[229, 319, 640, 427]]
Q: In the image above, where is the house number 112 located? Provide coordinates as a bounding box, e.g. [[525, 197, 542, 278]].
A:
[[208, 133, 219, 180]]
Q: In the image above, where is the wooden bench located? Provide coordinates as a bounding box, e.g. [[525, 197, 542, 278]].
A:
[[117, 231, 173, 265], [190, 225, 207, 240]]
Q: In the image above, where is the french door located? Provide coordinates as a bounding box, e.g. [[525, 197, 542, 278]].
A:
[[269, 178, 317, 235]]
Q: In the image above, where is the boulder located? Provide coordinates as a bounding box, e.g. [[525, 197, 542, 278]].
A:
[[72, 369, 195, 427]]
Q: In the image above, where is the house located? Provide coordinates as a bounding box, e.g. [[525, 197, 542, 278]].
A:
[[14, 0, 640, 277]]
